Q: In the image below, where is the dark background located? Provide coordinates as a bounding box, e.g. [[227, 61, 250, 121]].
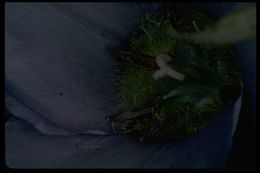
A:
[[4, 2, 256, 169]]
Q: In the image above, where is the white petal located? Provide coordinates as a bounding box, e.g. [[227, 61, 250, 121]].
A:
[[153, 69, 167, 80], [156, 54, 172, 68], [194, 97, 213, 108], [163, 88, 184, 99], [166, 66, 185, 81]]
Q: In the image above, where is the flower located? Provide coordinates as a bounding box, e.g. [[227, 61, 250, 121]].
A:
[[153, 54, 185, 81]]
